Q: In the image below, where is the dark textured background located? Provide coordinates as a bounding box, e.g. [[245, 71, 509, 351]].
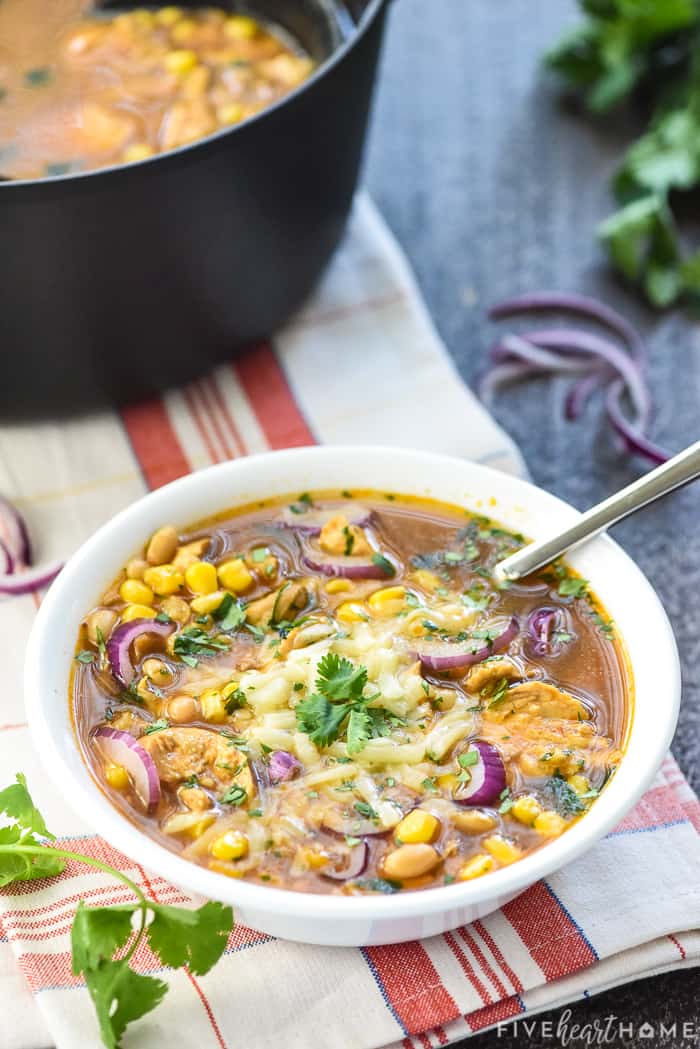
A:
[[364, 0, 699, 1044]]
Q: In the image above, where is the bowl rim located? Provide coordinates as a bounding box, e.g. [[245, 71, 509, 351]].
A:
[[0, 0, 388, 191], [25, 445, 681, 924]]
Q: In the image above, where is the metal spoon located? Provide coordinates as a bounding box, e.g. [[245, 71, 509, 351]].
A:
[[494, 438, 700, 583]]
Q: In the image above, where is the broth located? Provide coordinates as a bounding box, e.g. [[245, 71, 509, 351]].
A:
[[71, 492, 631, 895], [0, 2, 313, 180]]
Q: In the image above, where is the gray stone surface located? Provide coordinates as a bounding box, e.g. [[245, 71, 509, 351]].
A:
[[365, 0, 699, 1044]]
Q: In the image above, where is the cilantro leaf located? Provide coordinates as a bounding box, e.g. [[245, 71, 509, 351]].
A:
[[315, 652, 367, 701], [346, 707, 371, 755], [71, 902, 135, 973], [558, 576, 589, 599], [173, 627, 229, 666], [83, 959, 168, 1049], [147, 900, 232, 976], [544, 772, 586, 818], [214, 593, 246, 633], [371, 552, 396, 577], [0, 773, 55, 838], [295, 694, 352, 747]]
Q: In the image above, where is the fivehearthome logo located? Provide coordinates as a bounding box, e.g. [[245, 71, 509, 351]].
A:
[[496, 1009, 699, 1045]]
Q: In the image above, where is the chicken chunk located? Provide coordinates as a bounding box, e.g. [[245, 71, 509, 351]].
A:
[[482, 681, 590, 723], [319, 515, 372, 557], [466, 657, 521, 693], [140, 726, 254, 797]]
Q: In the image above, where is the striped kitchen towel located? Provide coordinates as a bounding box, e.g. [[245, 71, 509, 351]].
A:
[[0, 195, 698, 1049]]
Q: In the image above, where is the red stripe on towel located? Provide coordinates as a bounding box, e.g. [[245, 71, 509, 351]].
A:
[[364, 942, 458, 1034], [234, 343, 315, 448], [121, 398, 190, 489], [503, 882, 597, 980]]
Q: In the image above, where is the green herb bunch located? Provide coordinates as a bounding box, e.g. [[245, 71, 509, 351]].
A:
[[0, 774, 233, 1049], [547, 0, 700, 306]]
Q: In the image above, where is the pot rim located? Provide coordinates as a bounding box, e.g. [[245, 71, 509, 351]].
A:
[[0, 0, 388, 191]]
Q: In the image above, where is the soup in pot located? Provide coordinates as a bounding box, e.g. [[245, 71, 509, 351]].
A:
[[0, 2, 313, 180], [72, 492, 631, 895]]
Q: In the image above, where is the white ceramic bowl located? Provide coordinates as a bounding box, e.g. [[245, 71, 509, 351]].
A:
[[25, 446, 680, 946]]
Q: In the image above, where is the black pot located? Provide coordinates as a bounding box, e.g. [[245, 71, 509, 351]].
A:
[[0, 0, 390, 418]]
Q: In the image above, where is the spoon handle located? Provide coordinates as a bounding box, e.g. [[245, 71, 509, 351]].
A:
[[495, 439, 700, 583]]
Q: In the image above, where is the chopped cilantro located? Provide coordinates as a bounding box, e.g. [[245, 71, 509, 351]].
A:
[[75, 650, 95, 664], [344, 835, 362, 847], [371, 552, 395, 577], [144, 719, 169, 735], [342, 526, 355, 556], [498, 787, 513, 814], [25, 67, 51, 87], [214, 593, 246, 632], [173, 627, 229, 667], [224, 688, 247, 714], [421, 777, 438, 793], [458, 750, 479, 770], [353, 801, 377, 820], [220, 784, 248, 807], [558, 576, 589, 599], [355, 877, 401, 893], [251, 546, 269, 563], [293, 682, 304, 692], [544, 772, 585, 818]]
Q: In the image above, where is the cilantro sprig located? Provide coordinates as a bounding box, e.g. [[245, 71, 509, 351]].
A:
[[295, 653, 392, 754], [546, 0, 700, 306], [173, 626, 230, 667], [0, 774, 233, 1049]]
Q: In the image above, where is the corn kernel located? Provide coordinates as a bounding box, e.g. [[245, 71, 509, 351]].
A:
[[185, 815, 216, 839], [217, 558, 254, 593], [217, 103, 245, 125], [155, 6, 182, 25], [533, 810, 568, 838], [199, 688, 226, 723], [104, 763, 129, 791], [368, 586, 407, 617], [143, 564, 184, 596], [210, 830, 249, 860], [185, 560, 218, 594], [437, 772, 459, 790], [121, 603, 157, 622], [164, 49, 198, 75], [208, 859, 244, 878], [170, 19, 196, 43], [395, 809, 440, 845], [483, 834, 522, 865], [224, 14, 258, 39], [191, 590, 227, 615], [123, 143, 154, 164], [325, 578, 353, 594], [510, 795, 543, 826], [412, 568, 442, 592], [452, 809, 497, 835], [302, 848, 329, 871], [567, 774, 590, 795], [336, 601, 368, 624], [458, 853, 495, 880], [222, 680, 240, 701], [119, 579, 155, 606]]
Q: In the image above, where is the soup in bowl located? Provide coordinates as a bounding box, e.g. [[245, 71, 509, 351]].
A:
[[25, 447, 680, 945]]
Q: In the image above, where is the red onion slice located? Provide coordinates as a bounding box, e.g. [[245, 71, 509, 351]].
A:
[[107, 618, 175, 688], [606, 384, 669, 465], [95, 727, 161, 811], [268, 750, 302, 784], [526, 607, 568, 658], [415, 616, 518, 673], [454, 741, 506, 807], [0, 495, 33, 569], [0, 559, 63, 596], [0, 539, 13, 576], [322, 840, 369, 881], [489, 291, 645, 363], [279, 503, 372, 534], [303, 551, 394, 580]]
